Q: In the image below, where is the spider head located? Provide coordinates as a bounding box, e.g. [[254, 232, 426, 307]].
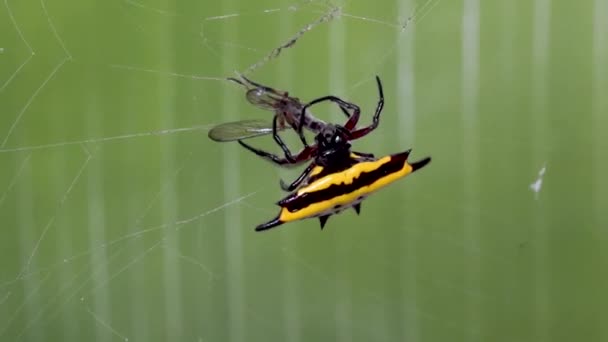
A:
[[315, 124, 352, 158]]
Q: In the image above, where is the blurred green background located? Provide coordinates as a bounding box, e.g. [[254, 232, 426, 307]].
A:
[[1, 0, 607, 341]]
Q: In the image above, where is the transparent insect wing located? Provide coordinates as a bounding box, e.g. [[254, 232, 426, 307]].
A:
[[245, 88, 285, 110], [245, 88, 309, 130], [207, 119, 285, 142]]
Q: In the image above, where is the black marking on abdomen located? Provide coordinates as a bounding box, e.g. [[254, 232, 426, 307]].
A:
[[282, 151, 428, 212]]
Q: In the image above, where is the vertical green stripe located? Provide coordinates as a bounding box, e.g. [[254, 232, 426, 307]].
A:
[[532, 0, 551, 339], [462, 0, 481, 338], [15, 148, 41, 341], [222, 0, 244, 341], [278, 3, 301, 341], [85, 95, 111, 342], [592, 2, 608, 340], [158, 2, 183, 339], [329, 7, 353, 342], [126, 75, 149, 342], [398, 1, 418, 340]]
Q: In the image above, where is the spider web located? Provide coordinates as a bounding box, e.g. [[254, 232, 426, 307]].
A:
[[1, 0, 604, 341]]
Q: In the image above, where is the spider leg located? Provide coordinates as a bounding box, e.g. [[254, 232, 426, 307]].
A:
[[351, 150, 376, 161], [238, 140, 318, 167], [342, 102, 361, 131], [337, 105, 352, 119], [352, 151, 375, 158], [349, 76, 385, 140], [238, 140, 295, 165], [299, 96, 361, 135], [286, 117, 310, 148], [240, 105, 319, 165], [270, 116, 318, 164], [279, 162, 317, 191], [271, 115, 297, 163], [287, 103, 350, 147]]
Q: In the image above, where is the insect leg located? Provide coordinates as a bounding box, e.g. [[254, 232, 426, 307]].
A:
[[226, 77, 246, 87], [240, 75, 286, 96]]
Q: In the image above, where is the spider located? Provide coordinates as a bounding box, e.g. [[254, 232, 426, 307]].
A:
[[235, 76, 431, 230], [237, 76, 385, 169]]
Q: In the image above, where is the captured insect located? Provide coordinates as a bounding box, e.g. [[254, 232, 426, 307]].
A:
[[207, 75, 350, 144], [238, 76, 386, 167]]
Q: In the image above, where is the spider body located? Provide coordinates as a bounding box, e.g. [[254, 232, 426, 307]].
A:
[[255, 149, 431, 231]]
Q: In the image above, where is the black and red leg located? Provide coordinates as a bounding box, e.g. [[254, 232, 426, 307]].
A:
[[238, 140, 317, 167], [300, 96, 362, 135], [349, 76, 384, 140], [279, 162, 317, 191]]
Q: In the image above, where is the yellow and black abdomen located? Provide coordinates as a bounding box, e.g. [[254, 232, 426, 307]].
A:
[[256, 149, 430, 231]]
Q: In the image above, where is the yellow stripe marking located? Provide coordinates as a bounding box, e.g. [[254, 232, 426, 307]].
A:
[[277, 157, 413, 223]]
